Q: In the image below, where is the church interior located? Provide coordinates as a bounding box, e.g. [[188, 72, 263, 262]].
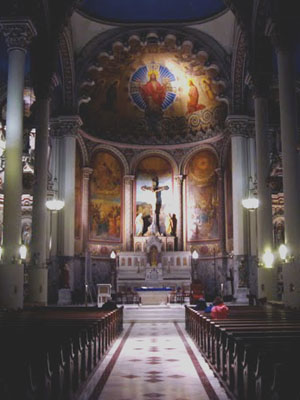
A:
[[0, 0, 300, 399]]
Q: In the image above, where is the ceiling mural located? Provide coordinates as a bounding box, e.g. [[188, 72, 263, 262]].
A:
[[79, 35, 228, 145]]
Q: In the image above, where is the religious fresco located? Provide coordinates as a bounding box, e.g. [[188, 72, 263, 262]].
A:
[[79, 39, 227, 145], [89, 152, 122, 241], [186, 150, 219, 242], [75, 145, 82, 239], [135, 156, 173, 235]]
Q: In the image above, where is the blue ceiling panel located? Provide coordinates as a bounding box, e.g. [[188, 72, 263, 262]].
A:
[[78, 0, 227, 23]]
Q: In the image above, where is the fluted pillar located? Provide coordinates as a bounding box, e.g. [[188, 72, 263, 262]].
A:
[[0, 19, 36, 309], [82, 167, 93, 251], [175, 175, 184, 250], [124, 175, 134, 250], [28, 97, 50, 305]]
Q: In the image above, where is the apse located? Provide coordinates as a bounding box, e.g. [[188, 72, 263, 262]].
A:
[[78, 33, 228, 145]]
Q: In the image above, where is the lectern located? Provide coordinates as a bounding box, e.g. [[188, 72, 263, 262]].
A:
[[97, 284, 112, 307]]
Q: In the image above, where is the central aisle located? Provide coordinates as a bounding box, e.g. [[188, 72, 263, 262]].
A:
[[82, 310, 229, 400]]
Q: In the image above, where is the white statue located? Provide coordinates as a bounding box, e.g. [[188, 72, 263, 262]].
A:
[[135, 213, 144, 236], [165, 213, 173, 236]]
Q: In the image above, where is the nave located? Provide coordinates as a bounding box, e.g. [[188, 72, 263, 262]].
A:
[[80, 306, 229, 400]]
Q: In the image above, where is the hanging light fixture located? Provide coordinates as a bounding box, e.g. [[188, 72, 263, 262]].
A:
[[242, 176, 259, 211], [46, 199, 65, 211], [19, 244, 27, 261]]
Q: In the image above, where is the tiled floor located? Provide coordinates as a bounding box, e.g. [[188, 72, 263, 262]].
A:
[[81, 314, 229, 400]]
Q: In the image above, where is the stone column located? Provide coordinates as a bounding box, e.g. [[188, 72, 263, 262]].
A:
[[269, 29, 300, 306], [51, 116, 82, 257], [253, 93, 276, 300], [81, 167, 93, 251], [254, 95, 273, 258], [124, 175, 134, 250], [174, 175, 184, 251], [28, 97, 50, 305], [0, 19, 36, 309], [226, 115, 252, 301]]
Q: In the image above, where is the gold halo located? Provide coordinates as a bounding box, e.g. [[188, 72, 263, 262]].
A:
[[188, 151, 217, 185]]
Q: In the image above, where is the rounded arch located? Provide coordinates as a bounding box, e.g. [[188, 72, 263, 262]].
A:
[[76, 133, 89, 166], [131, 149, 179, 176], [90, 143, 130, 175], [180, 144, 220, 175]]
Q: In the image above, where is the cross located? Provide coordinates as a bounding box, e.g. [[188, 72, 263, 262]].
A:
[[141, 176, 169, 234]]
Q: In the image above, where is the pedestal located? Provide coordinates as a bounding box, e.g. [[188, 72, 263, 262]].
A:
[[58, 288, 72, 305]]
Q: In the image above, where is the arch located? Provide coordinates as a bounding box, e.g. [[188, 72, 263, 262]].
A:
[[131, 149, 179, 176], [76, 133, 89, 166], [180, 144, 219, 175], [90, 143, 130, 175]]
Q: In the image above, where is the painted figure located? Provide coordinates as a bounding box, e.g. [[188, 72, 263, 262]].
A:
[[187, 79, 206, 114], [140, 73, 166, 111]]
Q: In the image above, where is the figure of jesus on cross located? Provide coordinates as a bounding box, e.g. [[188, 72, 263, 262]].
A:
[[141, 176, 169, 235]]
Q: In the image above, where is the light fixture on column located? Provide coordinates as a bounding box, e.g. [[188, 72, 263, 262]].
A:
[[242, 176, 259, 212], [191, 249, 199, 281], [46, 198, 65, 259], [0, 246, 3, 261], [262, 249, 274, 268], [110, 250, 118, 298], [279, 244, 288, 262], [19, 244, 27, 261]]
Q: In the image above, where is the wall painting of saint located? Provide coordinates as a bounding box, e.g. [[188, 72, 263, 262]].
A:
[[89, 152, 122, 241], [186, 150, 219, 242]]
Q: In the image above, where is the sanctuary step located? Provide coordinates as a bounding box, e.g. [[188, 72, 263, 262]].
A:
[[123, 304, 186, 323]]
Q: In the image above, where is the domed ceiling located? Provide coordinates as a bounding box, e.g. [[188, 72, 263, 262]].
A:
[[77, 0, 227, 24], [79, 33, 228, 145]]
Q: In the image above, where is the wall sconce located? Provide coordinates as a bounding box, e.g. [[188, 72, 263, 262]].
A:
[[279, 244, 288, 262], [262, 249, 274, 268], [19, 245, 28, 261], [0, 246, 3, 261]]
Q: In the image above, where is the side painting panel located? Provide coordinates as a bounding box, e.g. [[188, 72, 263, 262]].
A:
[[186, 150, 219, 242], [136, 156, 173, 235], [89, 152, 122, 241]]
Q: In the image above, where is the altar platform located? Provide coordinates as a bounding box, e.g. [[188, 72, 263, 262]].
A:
[[135, 287, 172, 305]]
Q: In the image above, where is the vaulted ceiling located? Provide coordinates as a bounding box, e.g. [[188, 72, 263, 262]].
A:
[[77, 0, 227, 24]]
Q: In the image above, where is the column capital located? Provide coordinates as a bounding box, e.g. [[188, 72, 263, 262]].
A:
[[225, 115, 255, 138], [50, 115, 82, 137], [265, 19, 295, 53], [0, 18, 36, 52], [123, 175, 135, 183], [82, 167, 93, 179], [245, 72, 270, 99]]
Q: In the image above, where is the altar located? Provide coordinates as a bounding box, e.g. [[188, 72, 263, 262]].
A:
[[117, 236, 191, 295], [135, 287, 172, 305]]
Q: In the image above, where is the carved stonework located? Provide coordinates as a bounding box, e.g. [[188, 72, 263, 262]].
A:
[[59, 26, 75, 113], [225, 115, 255, 138], [0, 19, 36, 52], [50, 115, 82, 137]]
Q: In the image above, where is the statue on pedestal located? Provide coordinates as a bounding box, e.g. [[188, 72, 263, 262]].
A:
[[135, 213, 144, 236]]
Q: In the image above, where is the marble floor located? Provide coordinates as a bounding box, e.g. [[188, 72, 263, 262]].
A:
[[80, 307, 229, 400]]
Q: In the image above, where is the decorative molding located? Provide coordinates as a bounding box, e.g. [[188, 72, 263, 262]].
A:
[[0, 18, 37, 51], [50, 115, 82, 137], [225, 115, 255, 138]]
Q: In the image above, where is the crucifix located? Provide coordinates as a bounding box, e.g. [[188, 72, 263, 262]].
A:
[[141, 176, 169, 234]]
